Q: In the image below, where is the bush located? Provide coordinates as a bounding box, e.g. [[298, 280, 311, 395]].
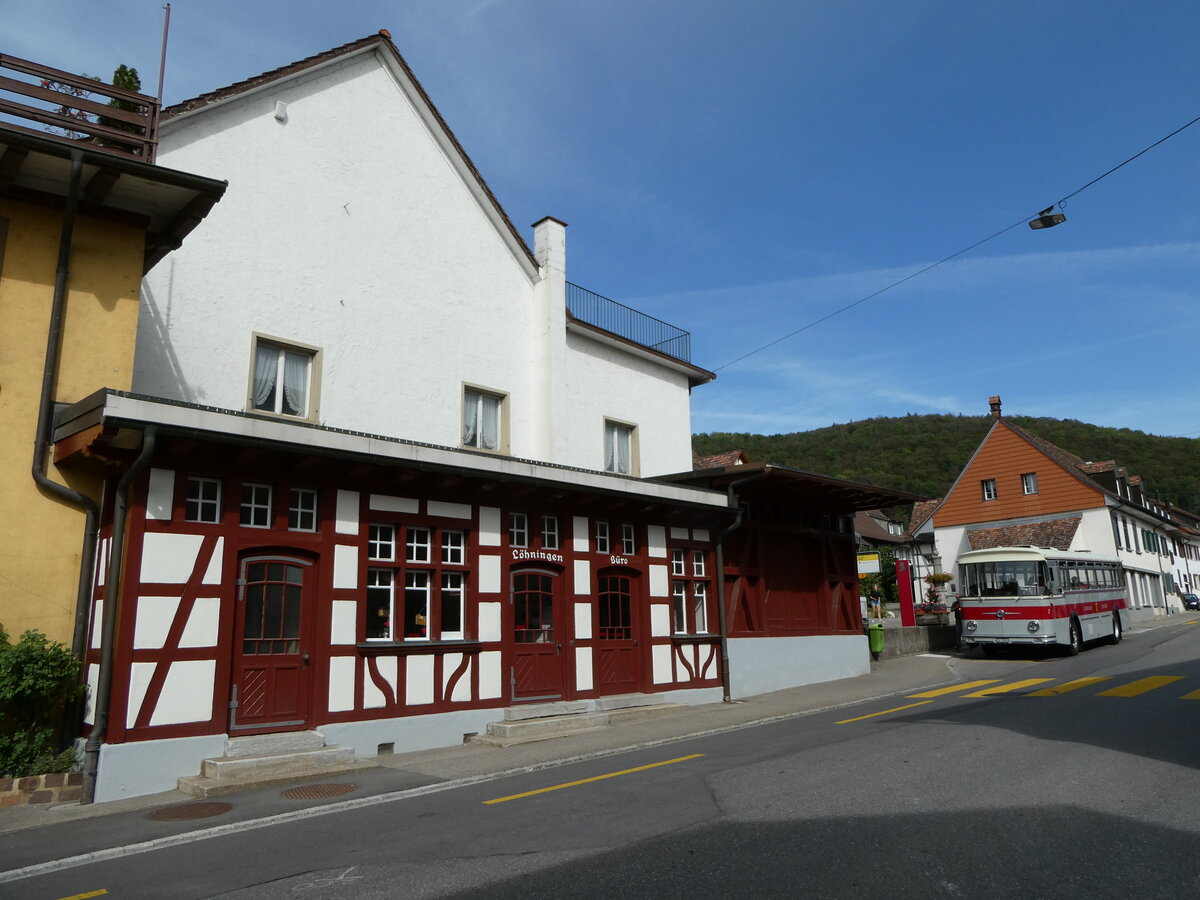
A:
[[0, 629, 84, 778]]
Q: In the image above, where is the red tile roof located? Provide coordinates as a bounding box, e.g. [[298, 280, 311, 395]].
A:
[[967, 516, 1081, 551], [693, 450, 751, 470]]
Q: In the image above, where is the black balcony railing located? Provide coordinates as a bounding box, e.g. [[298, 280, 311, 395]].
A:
[[566, 282, 691, 363]]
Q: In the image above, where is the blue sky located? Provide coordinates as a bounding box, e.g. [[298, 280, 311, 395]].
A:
[[8, 1, 1200, 438]]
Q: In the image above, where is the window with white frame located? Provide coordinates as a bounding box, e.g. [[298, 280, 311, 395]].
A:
[[288, 488, 318, 532], [621, 523, 636, 556], [670, 542, 711, 634], [595, 521, 610, 554], [240, 483, 272, 528], [366, 522, 468, 641], [509, 513, 528, 548], [186, 477, 221, 523], [1021, 472, 1039, 495], [250, 337, 316, 419], [981, 479, 997, 501], [463, 387, 505, 452], [542, 515, 559, 550], [604, 421, 636, 475]]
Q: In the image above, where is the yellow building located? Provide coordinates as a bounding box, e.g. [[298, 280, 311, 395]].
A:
[[0, 62, 225, 652]]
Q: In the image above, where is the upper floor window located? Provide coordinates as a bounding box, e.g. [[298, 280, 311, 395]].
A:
[[981, 479, 997, 501], [1021, 472, 1039, 495], [463, 387, 505, 452], [240, 483, 272, 528], [250, 336, 318, 420], [289, 488, 318, 532], [604, 420, 637, 475], [620, 523, 636, 556], [541, 516, 559, 550], [509, 513, 528, 548], [186, 477, 221, 524], [595, 521, 611, 554]]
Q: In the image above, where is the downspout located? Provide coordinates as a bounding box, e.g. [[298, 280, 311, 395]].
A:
[[1152, 523, 1171, 616], [29, 150, 101, 660], [714, 471, 768, 702], [81, 426, 157, 805]]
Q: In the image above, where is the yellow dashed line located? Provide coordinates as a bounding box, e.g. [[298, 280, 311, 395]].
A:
[[55, 891, 108, 900], [961, 678, 1056, 697], [1097, 676, 1185, 697], [836, 700, 934, 724], [483, 753, 703, 804], [1028, 677, 1112, 696], [908, 680, 1000, 698], [1182, 690, 1200, 699]]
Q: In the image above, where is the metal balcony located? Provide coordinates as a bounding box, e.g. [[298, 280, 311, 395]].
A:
[[566, 282, 691, 363]]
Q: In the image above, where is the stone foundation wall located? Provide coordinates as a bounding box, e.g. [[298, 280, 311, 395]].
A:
[[0, 772, 82, 807]]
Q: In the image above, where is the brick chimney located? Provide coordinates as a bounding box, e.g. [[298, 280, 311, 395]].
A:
[[988, 395, 1002, 419]]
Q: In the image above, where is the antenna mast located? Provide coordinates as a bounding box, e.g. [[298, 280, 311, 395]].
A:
[[156, 4, 172, 101]]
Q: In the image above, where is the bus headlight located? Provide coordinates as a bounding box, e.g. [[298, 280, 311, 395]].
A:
[[965, 620, 977, 633], [1027, 620, 1041, 633]]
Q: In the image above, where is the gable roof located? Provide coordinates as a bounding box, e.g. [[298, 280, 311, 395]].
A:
[[161, 30, 539, 274], [909, 498, 941, 533], [693, 449, 751, 470]]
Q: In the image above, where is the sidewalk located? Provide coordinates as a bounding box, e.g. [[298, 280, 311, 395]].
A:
[[0, 652, 958, 840]]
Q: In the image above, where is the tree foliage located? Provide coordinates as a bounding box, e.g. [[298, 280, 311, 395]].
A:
[[695, 414, 1200, 516]]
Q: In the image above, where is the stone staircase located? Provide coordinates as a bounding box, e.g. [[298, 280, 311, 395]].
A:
[[177, 731, 373, 798], [471, 693, 686, 747]]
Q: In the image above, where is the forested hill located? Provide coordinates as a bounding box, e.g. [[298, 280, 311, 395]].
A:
[[692, 415, 1200, 513]]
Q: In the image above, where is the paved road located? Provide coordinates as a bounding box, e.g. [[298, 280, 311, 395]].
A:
[[5, 619, 1200, 898]]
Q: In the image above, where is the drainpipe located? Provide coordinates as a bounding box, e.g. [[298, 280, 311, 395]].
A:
[[81, 426, 157, 805], [1152, 523, 1171, 616], [29, 150, 101, 660], [714, 471, 768, 702]]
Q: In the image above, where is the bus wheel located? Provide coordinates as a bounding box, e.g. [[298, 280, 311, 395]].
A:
[[1108, 613, 1122, 645], [1066, 619, 1082, 656]]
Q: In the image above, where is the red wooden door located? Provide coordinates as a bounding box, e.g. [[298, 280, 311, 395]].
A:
[[231, 555, 313, 733], [596, 571, 640, 692], [511, 569, 565, 700]]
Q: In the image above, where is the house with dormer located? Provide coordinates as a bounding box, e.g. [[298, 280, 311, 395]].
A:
[[915, 396, 1196, 621]]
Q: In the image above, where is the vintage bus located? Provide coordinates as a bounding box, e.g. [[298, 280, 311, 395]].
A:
[[956, 546, 1128, 655]]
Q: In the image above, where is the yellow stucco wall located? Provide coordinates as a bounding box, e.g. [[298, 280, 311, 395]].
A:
[[0, 197, 145, 645]]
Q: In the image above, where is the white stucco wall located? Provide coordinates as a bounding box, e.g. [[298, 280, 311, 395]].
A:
[[138, 46, 698, 475], [727, 635, 870, 699]]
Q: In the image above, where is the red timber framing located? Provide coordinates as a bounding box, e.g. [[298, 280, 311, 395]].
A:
[[662, 464, 923, 641], [76, 429, 730, 747]]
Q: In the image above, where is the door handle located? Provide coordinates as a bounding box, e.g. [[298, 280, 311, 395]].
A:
[[301, 651, 310, 668]]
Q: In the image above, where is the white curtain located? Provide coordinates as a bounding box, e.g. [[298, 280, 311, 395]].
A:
[[606, 423, 631, 473], [252, 345, 278, 410], [480, 394, 499, 450], [282, 351, 308, 416]]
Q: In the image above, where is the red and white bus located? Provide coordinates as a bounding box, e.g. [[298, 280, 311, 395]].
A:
[[956, 547, 1128, 655]]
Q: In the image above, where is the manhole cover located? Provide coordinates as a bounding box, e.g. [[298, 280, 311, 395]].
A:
[[280, 783, 357, 800], [148, 801, 233, 821]]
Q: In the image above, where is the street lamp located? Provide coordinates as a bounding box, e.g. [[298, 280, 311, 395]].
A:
[[1029, 206, 1066, 230]]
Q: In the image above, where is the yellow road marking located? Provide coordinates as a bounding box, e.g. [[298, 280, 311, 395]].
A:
[[1028, 677, 1112, 696], [908, 680, 1000, 698], [55, 891, 108, 900], [962, 678, 1056, 697], [836, 700, 933, 724], [1182, 690, 1200, 699], [1097, 676, 1185, 697], [483, 753, 704, 804]]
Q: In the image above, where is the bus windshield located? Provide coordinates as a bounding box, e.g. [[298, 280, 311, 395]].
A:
[[959, 560, 1051, 598]]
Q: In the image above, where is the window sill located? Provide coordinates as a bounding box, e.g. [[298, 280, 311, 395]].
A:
[[357, 640, 484, 655], [670, 633, 720, 644]]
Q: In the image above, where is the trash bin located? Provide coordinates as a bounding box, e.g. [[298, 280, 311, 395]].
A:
[[867, 622, 885, 660]]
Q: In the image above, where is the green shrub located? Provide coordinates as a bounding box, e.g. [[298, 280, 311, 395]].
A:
[[0, 629, 84, 778]]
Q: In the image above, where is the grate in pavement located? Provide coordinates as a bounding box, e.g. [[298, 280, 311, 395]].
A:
[[149, 801, 233, 821], [280, 782, 357, 800]]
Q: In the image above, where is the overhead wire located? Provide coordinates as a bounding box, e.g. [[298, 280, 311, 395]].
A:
[[713, 111, 1200, 373]]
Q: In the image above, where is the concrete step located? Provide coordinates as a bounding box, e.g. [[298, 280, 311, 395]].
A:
[[224, 730, 326, 758], [470, 724, 611, 748], [486, 711, 609, 739], [502, 701, 589, 722], [177, 744, 374, 798]]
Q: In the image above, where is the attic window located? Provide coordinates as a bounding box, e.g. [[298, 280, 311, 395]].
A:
[[981, 479, 997, 502], [1021, 472, 1039, 495]]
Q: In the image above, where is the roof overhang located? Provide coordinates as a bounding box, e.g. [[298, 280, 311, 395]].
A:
[[54, 390, 733, 514], [0, 125, 227, 272], [661, 462, 923, 512], [566, 316, 715, 387]]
